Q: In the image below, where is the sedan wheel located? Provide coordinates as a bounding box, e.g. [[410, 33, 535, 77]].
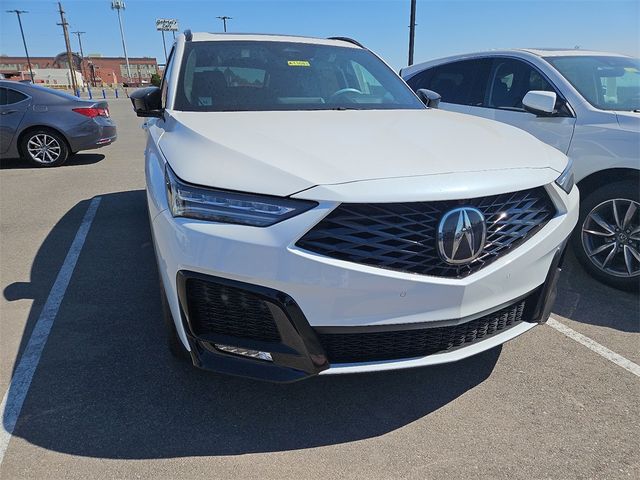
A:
[[20, 129, 69, 167]]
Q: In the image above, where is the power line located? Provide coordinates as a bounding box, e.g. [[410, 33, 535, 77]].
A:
[[216, 16, 232, 33], [6, 9, 35, 81], [57, 2, 79, 92]]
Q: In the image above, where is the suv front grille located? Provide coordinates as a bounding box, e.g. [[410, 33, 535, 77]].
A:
[[185, 278, 281, 342], [296, 187, 555, 278], [317, 299, 528, 364]]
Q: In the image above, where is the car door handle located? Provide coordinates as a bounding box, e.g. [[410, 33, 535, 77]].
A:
[[0, 110, 18, 115]]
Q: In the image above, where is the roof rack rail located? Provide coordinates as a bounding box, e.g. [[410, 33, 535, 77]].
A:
[[327, 36, 365, 48], [184, 29, 193, 41]]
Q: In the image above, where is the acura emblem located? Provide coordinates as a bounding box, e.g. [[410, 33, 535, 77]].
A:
[[438, 207, 487, 264]]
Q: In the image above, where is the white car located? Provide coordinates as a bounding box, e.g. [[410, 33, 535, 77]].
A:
[[401, 49, 639, 290], [131, 33, 578, 382]]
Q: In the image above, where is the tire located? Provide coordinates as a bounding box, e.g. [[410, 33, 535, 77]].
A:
[[20, 128, 69, 167], [571, 180, 640, 292], [160, 282, 190, 361]]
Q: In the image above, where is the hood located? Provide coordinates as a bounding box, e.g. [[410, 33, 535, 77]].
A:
[[159, 108, 567, 197]]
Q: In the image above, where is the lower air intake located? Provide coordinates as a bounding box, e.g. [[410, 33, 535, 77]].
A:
[[185, 278, 281, 342], [317, 299, 527, 363]]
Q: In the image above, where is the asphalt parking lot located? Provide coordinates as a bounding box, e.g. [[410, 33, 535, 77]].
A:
[[0, 98, 638, 480]]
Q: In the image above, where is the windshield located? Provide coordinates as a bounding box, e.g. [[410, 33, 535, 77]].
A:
[[174, 40, 424, 112], [546, 55, 640, 111]]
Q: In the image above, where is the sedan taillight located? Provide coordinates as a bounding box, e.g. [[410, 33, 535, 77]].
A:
[[72, 107, 109, 118]]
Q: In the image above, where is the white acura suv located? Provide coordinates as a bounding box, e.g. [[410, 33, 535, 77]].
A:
[[131, 32, 578, 382]]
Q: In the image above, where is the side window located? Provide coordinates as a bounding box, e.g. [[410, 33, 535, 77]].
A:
[[486, 58, 556, 110], [0, 87, 7, 106], [406, 60, 488, 106], [6, 89, 28, 105], [161, 47, 175, 108]]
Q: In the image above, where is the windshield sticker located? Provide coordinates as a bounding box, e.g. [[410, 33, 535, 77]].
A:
[[624, 67, 638, 73], [287, 60, 310, 67]]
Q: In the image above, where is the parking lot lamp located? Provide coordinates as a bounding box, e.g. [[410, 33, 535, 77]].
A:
[[111, 0, 132, 84]]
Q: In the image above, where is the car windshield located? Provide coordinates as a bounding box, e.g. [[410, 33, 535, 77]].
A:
[[546, 55, 640, 111], [174, 40, 424, 111]]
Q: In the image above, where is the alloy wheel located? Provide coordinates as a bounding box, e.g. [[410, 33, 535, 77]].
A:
[[582, 198, 640, 278], [26, 133, 62, 164]]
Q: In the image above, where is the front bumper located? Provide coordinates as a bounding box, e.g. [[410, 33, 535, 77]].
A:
[[151, 183, 578, 382]]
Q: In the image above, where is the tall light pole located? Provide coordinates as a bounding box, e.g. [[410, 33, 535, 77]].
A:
[[72, 31, 87, 86], [408, 0, 417, 66], [111, 0, 132, 84], [6, 9, 34, 81], [217, 15, 232, 32]]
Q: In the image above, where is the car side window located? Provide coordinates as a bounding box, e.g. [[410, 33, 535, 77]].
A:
[[485, 58, 556, 110], [6, 88, 28, 105], [406, 59, 490, 106], [161, 47, 175, 108], [0, 87, 7, 105]]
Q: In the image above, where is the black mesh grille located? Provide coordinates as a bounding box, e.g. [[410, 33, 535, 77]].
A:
[[296, 187, 555, 278], [317, 300, 527, 363], [186, 278, 281, 342]]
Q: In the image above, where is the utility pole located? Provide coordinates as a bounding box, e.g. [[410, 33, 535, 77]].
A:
[[72, 31, 87, 87], [216, 16, 232, 32], [6, 10, 35, 81], [408, 0, 417, 66], [57, 2, 78, 92], [111, 0, 132, 84]]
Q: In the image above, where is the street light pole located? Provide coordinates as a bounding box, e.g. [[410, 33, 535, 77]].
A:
[[161, 30, 168, 64], [408, 0, 417, 66], [72, 31, 87, 86], [216, 16, 232, 33], [6, 9, 35, 81], [111, 0, 132, 84]]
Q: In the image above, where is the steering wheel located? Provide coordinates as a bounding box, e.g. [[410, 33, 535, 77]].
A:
[[329, 88, 364, 101]]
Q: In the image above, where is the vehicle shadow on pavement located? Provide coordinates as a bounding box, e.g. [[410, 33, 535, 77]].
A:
[[0, 153, 105, 170], [4, 190, 502, 459], [553, 250, 639, 333]]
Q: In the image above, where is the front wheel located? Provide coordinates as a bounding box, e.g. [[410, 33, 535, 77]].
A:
[[20, 129, 69, 167], [572, 180, 640, 291]]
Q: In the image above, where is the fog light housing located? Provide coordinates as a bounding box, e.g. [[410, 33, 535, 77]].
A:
[[214, 344, 273, 362]]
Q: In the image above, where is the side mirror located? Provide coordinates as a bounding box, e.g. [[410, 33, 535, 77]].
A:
[[130, 86, 163, 118], [523, 90, 557, 116], [416, 88, 441, 109]]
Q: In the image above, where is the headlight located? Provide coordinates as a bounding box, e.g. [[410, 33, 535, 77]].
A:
[[555, 157, 574, 194], [164, 165, 317, 226]]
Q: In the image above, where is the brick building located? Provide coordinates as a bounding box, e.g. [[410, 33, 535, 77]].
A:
[[0, 53, 159, 87]]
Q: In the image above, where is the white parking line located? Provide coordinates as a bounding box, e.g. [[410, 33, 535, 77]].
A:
[[0, 197, 101, 466], [548, 316, 640, 378]]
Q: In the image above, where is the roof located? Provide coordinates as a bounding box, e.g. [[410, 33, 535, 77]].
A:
[[401, 48, 634, 78], [185, 32, 361, 48], [517, 48, 630, 57]]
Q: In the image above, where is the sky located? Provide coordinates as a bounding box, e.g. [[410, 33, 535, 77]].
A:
[[0, 0, 638, 70]]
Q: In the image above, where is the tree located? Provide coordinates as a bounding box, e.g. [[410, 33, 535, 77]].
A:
[[150, 73, 161, 87]]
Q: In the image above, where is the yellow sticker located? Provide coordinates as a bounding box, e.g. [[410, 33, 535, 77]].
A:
[[287, 60, 310, 67]]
